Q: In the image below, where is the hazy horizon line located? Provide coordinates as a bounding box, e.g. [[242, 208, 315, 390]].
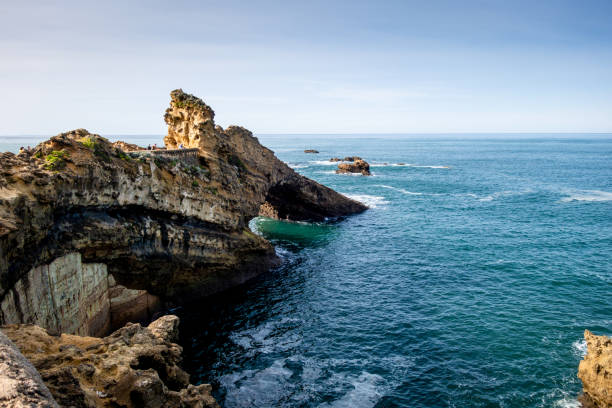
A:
[[1, 131, 612, 138]]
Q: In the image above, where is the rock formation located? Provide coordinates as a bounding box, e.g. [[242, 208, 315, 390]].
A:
[[0, 89, 367, 337], [2, 315, 219, 408], [330, 156, 362, 162], [336, 159, 371, 176], [578, 330, 612, 408], [0, 89, 366, 407], [304, 149, 319, 153], [0, 330, 58, 407]]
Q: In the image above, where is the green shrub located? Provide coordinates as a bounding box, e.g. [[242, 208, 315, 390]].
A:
[[33, 151, 42, 159], [80, 136, 96, 150], [228, 155, 246, 171], [205, 187, 218, 195], [45, 150, 68, 170], [192, 180, 199, 187], [116, 151, 131, 161]]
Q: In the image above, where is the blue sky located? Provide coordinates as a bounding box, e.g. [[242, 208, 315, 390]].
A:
[[1, 0, 611, 134]]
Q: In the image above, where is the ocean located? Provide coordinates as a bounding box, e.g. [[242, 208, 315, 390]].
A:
[[2, 134, 611, 407]]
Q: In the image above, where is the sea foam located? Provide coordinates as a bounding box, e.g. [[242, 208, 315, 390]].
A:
[[344, 194, 389, 208], [561, 190, 612, 202], [377, 185, 423, 195]]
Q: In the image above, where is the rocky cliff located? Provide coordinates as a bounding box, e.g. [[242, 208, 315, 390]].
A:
[[578, 330, 612, 408], [0, 89, 366, 338]]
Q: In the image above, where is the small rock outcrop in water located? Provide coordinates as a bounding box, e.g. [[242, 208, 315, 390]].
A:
[[2, 315, 219, 408], [330, 156, 362, 162], [336, 159, 371, 176], [304, 149, 319, 153], [578, 330, 612, 408]]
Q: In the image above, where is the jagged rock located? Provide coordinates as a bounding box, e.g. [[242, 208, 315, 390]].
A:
[[330, 157, 342, 162], [1, 316, 219, 408], [336, 159, 371, 176], [0, 330, 59, 407], [148, 315, 180, 343], [342, 156, 362, 162], [111, 141, 141, 152], [0, 90, 367, 336], [304, 149, 319, 153], [578, 330, 612, 408]]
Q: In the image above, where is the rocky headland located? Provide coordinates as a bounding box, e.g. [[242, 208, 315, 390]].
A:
[[0, 89, 367, 406], [578, 330, 612, 408]]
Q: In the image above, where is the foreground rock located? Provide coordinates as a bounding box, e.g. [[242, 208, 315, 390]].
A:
[[0, 90, 367, 337], [578, 330, 612, 408], [336, 159, 371, 176], [2, 315, 219, 408], [0, 330, 58, 407]]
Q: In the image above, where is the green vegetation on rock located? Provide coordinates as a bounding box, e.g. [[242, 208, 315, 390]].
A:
[[44, 150, 68, 171]]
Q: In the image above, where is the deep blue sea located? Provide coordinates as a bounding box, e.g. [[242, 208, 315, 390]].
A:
[[2, 134, 611, 408]]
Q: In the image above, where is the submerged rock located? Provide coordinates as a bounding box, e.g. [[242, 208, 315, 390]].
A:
[[578, 330, 612, 408], [2, 315, 219, 408], [336, 159, 371, 176]]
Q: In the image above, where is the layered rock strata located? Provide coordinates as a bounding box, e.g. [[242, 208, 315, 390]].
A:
[[578, 330, 612, 408], [0, 90, 367, 337], [2, 315, 219, 408]]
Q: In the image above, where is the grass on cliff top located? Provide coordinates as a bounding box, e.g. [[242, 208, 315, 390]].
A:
[[45, 150, 68, 171], [79, 136, 111, 162], [170, 89, 211, 111]]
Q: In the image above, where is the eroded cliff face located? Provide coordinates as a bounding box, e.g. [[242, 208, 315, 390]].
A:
[[2, 315, 219, 408], [164, 89, 367, 221], [0, 90, 366, 337], [578, 330, 612, 408]]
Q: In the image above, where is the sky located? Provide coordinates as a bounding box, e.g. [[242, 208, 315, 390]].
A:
[[1, 0, 612, 135]]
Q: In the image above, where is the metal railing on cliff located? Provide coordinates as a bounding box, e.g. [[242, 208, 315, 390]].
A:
[[129, 148, 200, 164]]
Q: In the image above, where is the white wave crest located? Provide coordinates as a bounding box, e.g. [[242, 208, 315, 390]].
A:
[[289, 163, 308, 169], [318, 372, 385, 408], [377, 185, 422, 195], [572, 339, 587, 357], [553, 397, 581, 408], [310, 160, 340, 165], [410, 165, 450, 169], [344, 194, 389, 208], [561, 190, 612, 202]]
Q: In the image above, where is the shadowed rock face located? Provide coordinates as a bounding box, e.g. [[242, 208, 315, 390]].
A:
[[578, 330, 612, 408], [0, 90, 367, 336]]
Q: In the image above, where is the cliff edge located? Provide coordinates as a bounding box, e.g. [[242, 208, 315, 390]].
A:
[[0, 89, 366, 337]]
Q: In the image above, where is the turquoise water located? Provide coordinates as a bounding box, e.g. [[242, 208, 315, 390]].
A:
[[2, 135, 611, 407]]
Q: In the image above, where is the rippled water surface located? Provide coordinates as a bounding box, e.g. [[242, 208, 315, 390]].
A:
[[3, 135, 611, 407]]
